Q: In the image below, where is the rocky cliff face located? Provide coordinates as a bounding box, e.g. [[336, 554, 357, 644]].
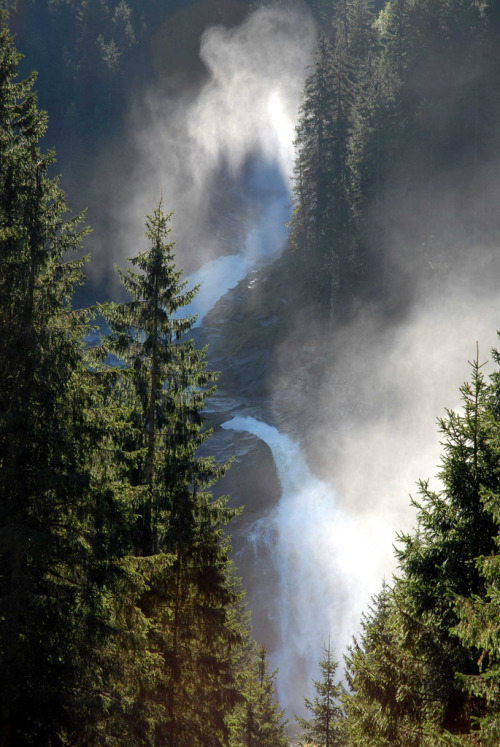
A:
[[199, 253, 322, 420]]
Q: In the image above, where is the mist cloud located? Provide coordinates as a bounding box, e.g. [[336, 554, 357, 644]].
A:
[[89, 5, 316, 288], [89, 0, 500, 717], [268, 252, 500, 695]]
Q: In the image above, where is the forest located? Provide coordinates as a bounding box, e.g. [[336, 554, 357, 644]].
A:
[[3, 0, 500, 745]]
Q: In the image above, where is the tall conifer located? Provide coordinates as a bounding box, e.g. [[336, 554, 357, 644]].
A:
[[0, 14, 110, 742], [394, 356, 500, 735], [229, 643, 288, 747], [103, 200, 243, 745], [296, 642, 343, 747], [290, 0, 378, 318]]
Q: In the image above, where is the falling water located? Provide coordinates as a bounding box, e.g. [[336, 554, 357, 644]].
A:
[[220, 415, 387, 715], [182, 180, 289, 326]]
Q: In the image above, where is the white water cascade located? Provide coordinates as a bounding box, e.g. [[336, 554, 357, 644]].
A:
[[221, 415, 389, 715], [181, 184, 289, 326]]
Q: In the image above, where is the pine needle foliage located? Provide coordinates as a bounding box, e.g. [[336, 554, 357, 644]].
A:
[[229, 643, 289, 747], [102, 199, 222, 555], [341, 352, 500, 744], [1, 22, 171, 741], [451, 344, 500, 745], [296, 641, 344, 746], [0, 12, 116, 742], [102, 200, 245, 745], [394, 355, 500, 736]]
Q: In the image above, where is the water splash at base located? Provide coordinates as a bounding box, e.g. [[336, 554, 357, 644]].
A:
[[221, 415, 394, 716], [221, 416, 361, 714]]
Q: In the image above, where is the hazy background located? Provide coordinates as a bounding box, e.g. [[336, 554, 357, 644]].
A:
[[73, 0, 500, 719], [85, 4, 316, 291]]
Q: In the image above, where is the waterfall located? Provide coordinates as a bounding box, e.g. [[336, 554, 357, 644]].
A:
[[181, 167, 290, 326], [221, 415, 369, 715]]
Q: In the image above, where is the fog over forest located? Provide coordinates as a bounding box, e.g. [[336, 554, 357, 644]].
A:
[[104, 1, 500, 720], [4, 0, 500, 744]]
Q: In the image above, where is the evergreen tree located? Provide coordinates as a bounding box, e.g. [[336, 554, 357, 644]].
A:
[[0, 18, 161, 742], [290, 24, 355, 318], [289, 0, 378, 319], [377, 0, 415, 78], [342, 355, 500, 744], [103, 200, 244, 745], [290, 32, 338, 313], [296, 641, 343, 746], [103, 199, 206, 555], [0, 13, 112, 742], [453, 498, 500, 745], [70, 360, 164, 744], [341, 354, 500, 744], [342, 582, 426, 746], [347, 56, 400, 251], [229, 644, 288, 747], [452, 345, 500, 745], [393, 355, 500, 736]]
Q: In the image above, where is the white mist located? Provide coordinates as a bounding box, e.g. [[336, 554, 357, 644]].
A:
[[103, 6, 316, 284]]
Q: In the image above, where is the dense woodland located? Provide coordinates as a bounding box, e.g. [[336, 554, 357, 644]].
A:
[[4, 0, 500, 745], [0, 12, 288, 745]]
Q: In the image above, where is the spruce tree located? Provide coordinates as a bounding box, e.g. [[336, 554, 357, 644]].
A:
[[342, 582, 426, 746], [393, 355, 500, 736], [291, 32, 338, 313], [341, 354, 500, 744], [0, 13, 111, 742], [0, 18, 156, 742], [103, 200, 244, 745], [296, 642, 343, 747], [452, 345, 500, 745], [104, 199, 216, 554], [229, 644, 288, 747], [453, 495, 500, 745], [290, 0, 378, 319]]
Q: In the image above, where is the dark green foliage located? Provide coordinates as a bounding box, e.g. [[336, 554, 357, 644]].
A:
[[103, 200, 206, 555], [103, 200, 246, 745], [342, 583, 424, 746], [394, 356, 500, 736], [342, 356, 500, 744], [289, 0, 379, 320], [4, 0, 144, 145], [296, 641, 344, 746], [452, 346, 500, 745], [0, 18, 162, 742], [1, 0, 254, 158], [229, 644, 289, 747], [290, 33, 338, 311], [0, 21, 275, 743], [0, 13, 102, 741], [288, 0, 500, 320], [15, 0, 500, 742], [289, 0, 500, 735]]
